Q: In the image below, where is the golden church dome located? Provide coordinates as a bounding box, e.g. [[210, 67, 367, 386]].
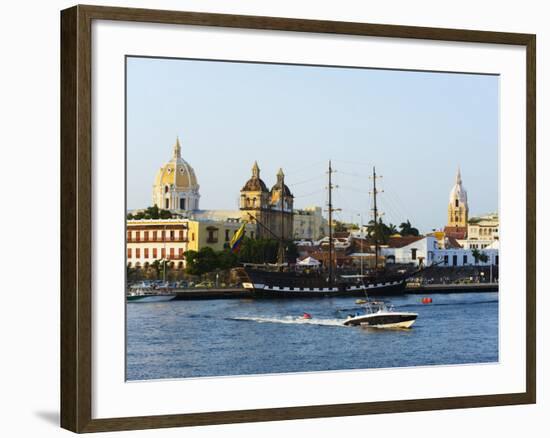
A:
[[154, 137, 199, 190], [152, 137, 200, 212]]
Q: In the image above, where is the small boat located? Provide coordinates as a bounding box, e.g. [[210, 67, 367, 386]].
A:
[[126, 286, 176, 303], [301, 312, 312, 320], [355, 299, 367, 304], [344, 300, 417, 328]]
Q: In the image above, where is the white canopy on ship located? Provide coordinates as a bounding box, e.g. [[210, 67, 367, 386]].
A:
[[297, 256, 321, 266]]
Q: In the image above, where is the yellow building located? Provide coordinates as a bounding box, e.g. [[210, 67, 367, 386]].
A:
[[186, 219, 256, 252], [152, 137, 200, 213]]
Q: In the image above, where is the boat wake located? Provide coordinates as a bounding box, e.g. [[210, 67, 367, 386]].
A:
[[229, 316, 344, 327]]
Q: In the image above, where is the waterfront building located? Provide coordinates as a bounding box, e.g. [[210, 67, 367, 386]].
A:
[[381, 235, 499, 267], [152, 137, 200, 213], [127, 217, 254, 269], [127, 219, 189, 269], [240, 162, 294, 240], [293, 206, 329, 240], [444, 168, 469, 239]]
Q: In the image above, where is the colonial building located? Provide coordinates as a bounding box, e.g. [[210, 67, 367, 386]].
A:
[[152, 137, 200, 214], [127, 219, 189, 270], [293, 206, 329, 240], [458, 213, 499, 250], [240, 162, 294, 240], [444, 168, 469, 239], [127, 217, 255, 269]]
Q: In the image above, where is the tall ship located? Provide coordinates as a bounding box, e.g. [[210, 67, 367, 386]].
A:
[[241, 162, 415, 298]]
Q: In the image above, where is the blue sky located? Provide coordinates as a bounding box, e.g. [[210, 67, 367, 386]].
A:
[[126, 57, 499, 233]]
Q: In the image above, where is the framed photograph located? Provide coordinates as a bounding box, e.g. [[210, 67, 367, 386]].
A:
[[60, 5, 536, 433]]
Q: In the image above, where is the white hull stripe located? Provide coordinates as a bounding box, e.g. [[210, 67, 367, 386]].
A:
[[257, 280, 403, 292]]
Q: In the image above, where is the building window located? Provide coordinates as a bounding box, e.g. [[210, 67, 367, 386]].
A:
[[144, 231, 149, 241], [161, 248, 166, 258], [443, 255, 449, 265], [135, 231, 140, 242], [165, 198, 169, 209], [170, 230, 175, 241], [455, 199, 459, 207], [144, 248, 149, 259], [411, 248, 417, 260], [127, 248, 132, 258], [127, 230, 131, 242], [207, 227, 218, 243], [180, 198, 186, 210], [179, 248, 184, 258], [463, 255, 468, 265], [225, 229, 230, 241], [169, 248, 175, 259], [192, 233, 195, 241], [152, 230, 157, 241], [164, 186, 169, 194], [161, 230, 165, 241], [136, 248, 140, 258], [153, 248, 157, 258]]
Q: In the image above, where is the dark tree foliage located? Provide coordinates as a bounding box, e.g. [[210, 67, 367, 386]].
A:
[[127, 205, 174, 220]]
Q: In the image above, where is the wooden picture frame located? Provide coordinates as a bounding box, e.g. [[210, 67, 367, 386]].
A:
[[60, 4, 536, 433]]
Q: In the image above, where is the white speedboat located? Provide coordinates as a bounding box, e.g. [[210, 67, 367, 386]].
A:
[[344, 301, 417, 328]]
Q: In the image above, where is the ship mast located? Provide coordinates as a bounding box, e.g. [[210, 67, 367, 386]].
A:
[[327, 161, 340, 285], [371, 166, 380, 271], [277, 171, 286, 265]]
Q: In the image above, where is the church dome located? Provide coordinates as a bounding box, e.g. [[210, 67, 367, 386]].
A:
[[152, 137, 200, 212], [449, 168, 467, 204], [241, 161, 268, 192], [270, 168, 293, 197], [154, 137, 199, 190]]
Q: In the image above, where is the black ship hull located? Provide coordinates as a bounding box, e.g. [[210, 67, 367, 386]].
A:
[[242, 268, 407, 298]]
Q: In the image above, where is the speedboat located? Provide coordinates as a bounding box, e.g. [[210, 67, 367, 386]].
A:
[[344, 301, 417, 328]]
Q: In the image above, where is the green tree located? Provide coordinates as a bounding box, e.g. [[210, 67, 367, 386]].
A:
[[399, 219, 420, 236], [479, 251, 489, 264], [471, 248, 481, 264], [127, 205, 174, 220]]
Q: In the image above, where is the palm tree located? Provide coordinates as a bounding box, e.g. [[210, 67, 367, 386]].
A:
[[399, 219, 419, 236], [387, 223, 398, 235], [471, 248, 481, 264]]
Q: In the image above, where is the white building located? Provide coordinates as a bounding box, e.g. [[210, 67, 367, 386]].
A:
[[293, 206, 328, 240], [382, 235, 499, 267]]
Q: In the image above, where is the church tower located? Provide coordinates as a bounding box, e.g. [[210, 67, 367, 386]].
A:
[[240, 161, 270, 238], [444, 167, 469, 239], [269, 168, 294, 241]]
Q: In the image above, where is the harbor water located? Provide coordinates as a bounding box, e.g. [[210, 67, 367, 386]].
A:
[[126, 292, 498, 381]]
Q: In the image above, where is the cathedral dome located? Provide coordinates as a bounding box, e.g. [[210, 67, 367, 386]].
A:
[[154, 137, 199, 190], [153, 137, 200, 212], [241, 161, 268, 192], [449, 168, 467, 204]]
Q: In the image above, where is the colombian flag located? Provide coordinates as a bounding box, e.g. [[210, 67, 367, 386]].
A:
[[229, 223, 246, 254]]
